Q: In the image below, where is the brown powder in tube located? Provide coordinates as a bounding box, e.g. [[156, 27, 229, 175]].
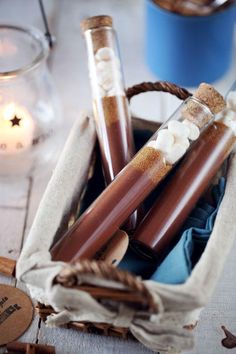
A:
[[131, 146, 171, 184], [132, 120, 235, 258], [101, 96, 129, 126]]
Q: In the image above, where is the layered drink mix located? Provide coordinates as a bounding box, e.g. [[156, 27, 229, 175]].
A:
[[81, 15, 137, 231], [51, 84, 225, 262], [132, 90, 236, 260], [81, 16, 134, 183]]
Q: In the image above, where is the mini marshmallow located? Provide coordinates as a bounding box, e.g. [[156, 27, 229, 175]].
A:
[[101, 77, 115, 91], [97, 57, 120, 70], [97, 69, 113, 86], [113, 57, 121, 68], [95, 47, 115, 61], [183, 119, 200, 140], [107, 87, 124, 97], [98, 85, 106, 97], [113, 68, 122, 80], [175, 136, 190, 150], [223, 108, 236, 122], [168, 120, 190, 139], [155, 129, 174, 153], [226, 91, 236, 112], [223, 116, 236, 135], [147, 140, 158, 149], [164, 143, 186, 165], [96, 60, 113, 72], [92, 84, 106, 98]]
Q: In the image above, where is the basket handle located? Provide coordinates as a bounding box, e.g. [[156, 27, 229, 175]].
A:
[[126, 81, 192, 102], [55, 260, 158, 312]]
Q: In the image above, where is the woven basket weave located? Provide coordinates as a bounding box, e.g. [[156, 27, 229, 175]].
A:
[[36, 81, 193, 339]]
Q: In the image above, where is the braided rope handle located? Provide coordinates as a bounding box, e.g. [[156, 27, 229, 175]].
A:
[[126, 81, 192, 102], [55, 81, 192, 314], [55, 260, 157, 312]]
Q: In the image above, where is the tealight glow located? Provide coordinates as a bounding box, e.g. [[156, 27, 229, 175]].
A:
[[0, 102, 34, 155]]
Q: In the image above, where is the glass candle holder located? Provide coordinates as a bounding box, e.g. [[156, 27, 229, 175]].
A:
[[0, 24, 62, 178]]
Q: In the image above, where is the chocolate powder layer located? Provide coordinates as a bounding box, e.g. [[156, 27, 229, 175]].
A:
[[51, 147, 170, 262], [133, 122, 235, 258], [131, 146, 171, 184], [93, 96, 134, 183]]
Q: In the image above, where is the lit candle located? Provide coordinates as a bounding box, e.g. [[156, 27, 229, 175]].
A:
[[0, 103, 34, 155]]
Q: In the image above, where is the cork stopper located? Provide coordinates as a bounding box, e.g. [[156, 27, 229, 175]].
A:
[[81, 15, 113, 32], [182, 83, 226, 128], [194, 83, 226, 115]]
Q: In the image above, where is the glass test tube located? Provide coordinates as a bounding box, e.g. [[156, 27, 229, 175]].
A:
[[81, 16, 135, 183], [81, 15, 137, 232], [132, 85, 236, 260]]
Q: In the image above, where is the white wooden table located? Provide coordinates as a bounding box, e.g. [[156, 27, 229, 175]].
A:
[[0, 1, 236, 353]]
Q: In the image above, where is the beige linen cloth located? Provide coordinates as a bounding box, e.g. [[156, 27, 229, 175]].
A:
[[17, 112, 236, 353]]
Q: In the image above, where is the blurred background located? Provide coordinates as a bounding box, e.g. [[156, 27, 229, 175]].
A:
[[0, 2, 236, 353], [1, 0, 235, 141]]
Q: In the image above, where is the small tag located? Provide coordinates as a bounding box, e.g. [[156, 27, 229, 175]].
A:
[[0, 284, 34, 346]]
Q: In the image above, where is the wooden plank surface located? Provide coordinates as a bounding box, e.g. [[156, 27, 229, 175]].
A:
[[0, 1, 236, 353]]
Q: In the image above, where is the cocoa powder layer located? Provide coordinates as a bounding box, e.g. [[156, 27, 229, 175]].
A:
[[51, 164, 158, 262], [93, 95, 137, 230], [101, 96, 128, 126], [131, 146, 171, 184], [93, 95, 134, 183]]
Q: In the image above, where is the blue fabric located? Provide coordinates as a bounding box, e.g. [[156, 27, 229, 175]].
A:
[[119, 178, 226, 284], [119, 247, 157, 279], [151, 178, 226, 284]]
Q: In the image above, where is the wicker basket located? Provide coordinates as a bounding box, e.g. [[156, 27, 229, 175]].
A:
[[36, 81, 191, 335], [17, 81, 236, 353]]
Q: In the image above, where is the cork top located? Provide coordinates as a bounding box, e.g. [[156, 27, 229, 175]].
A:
[[193, 83, 226, 115], [81, 15, 113, 32]]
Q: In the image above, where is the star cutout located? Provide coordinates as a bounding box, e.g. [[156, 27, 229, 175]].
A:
[[10, 115, 22, 127]]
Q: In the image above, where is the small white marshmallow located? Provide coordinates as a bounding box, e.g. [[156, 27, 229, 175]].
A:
[[98, 86, 106, 97], [95, 47, 115, 61], [101, 77, 115, 91], [227, 91, 236, 111], [183, 119, 200, 140], [155, 129, 174, 153], [223, 108, 236, 121], [147, 140, 158, 149], [96, 60, 112, 72], [175, 136, 190, 150], [168, 120, 190, 139], [223, 116, 236, 135], [113, 57, 121, 68], [164, 143, 186, 165], [97, 69, 113, 86], [107, 87, 124, 97]]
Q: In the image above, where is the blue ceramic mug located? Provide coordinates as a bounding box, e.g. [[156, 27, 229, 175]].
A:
[[145, 0, 236, 87]]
